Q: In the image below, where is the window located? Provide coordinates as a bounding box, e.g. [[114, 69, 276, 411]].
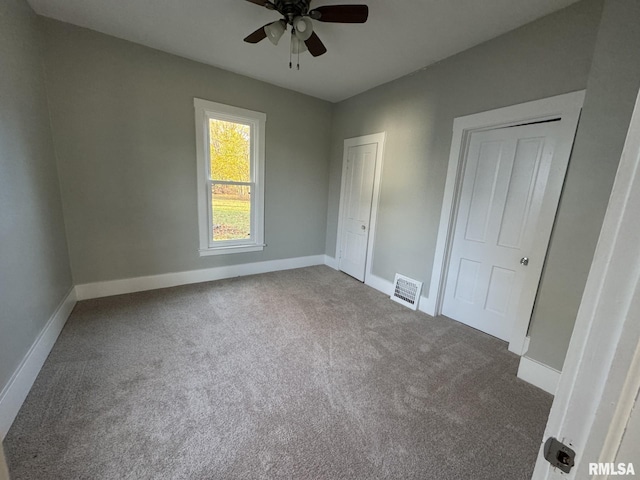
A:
[[194, 98, 266, 256]]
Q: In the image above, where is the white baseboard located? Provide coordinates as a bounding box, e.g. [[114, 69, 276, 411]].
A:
[[324, 255, 339, 270], [75, 255, 326, 300], [517, 356, 561, 395], [418, 295, 436, 316], [325, 260, 398, 301], [365, 273, 394, 296], [0, 287, 77, 439]]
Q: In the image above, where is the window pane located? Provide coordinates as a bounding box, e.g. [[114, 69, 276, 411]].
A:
[[209, 119, 250, 182], [211, 184, 251, 241]]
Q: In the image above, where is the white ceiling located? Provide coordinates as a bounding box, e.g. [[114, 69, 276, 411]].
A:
[[28, 0, 580, 102]]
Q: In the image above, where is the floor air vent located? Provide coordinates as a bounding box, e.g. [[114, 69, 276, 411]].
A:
[[391, 274, 422, 310]]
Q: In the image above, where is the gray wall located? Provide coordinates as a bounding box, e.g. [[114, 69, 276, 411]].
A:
[[326, 0, 603, 369], [0, 0, 72, 393], [527, 0, 640, 369], [40, 18, 333, 285], [4, 0, 635, 392]]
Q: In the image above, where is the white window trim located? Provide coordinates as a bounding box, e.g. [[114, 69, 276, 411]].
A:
[[194, 98, 266, 256]]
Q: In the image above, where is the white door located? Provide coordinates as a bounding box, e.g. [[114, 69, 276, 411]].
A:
[[442, 122, 562, 341], [339, 142, 378, 281]]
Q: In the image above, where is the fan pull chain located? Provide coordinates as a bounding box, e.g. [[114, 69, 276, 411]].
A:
[[288, 30, 301, 70]]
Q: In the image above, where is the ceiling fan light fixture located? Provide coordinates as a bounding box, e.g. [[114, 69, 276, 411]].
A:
[[264, 19, 286, 45], [290, 34, 308, 54], [292, 16, 313, 41], [244, 0, 368, 60]]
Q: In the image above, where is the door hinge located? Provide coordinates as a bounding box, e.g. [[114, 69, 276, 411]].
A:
[[543, 437, 576, 474]]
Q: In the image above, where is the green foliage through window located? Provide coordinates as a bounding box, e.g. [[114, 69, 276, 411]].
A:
[[210, 119, 250, 183], [209, 119, 252, 241]]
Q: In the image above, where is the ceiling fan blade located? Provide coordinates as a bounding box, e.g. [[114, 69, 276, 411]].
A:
[[309, 5, 369, 23], [305, 31, 327, 57], [244, 24, 269, 44], [245, 0, 275, 9]]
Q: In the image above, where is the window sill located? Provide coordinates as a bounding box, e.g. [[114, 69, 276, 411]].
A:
[[199, 244, 265, 257]]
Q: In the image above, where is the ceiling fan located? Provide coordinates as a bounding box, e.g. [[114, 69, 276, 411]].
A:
[[243, 0, 369, 66]]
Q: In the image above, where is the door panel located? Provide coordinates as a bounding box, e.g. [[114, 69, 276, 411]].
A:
[[484, 266, 515, 315], [339, 143, 377, 281], [464, 140, 504, 243], [442, 123, 558, 341], [454, 258, 481, 304], [497, 138, 544, 249]]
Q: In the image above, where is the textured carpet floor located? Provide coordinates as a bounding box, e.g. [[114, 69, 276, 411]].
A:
[[5, 266, 552, 479]]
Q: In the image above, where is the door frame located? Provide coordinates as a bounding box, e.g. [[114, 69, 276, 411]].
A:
[[532, 85, 640, 479], [336, 132, 386, 283], [425, 91, 585, 355]]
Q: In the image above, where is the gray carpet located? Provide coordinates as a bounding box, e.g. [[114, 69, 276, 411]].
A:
[[5, 266, 552, 479]]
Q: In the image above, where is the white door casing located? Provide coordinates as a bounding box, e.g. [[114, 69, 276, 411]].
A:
[[427, 91, 585, 355], [442, 122, 560, 342], [613, 389, 640, 473], [336, 133, 386, 283], [532, 87, 640, 480]]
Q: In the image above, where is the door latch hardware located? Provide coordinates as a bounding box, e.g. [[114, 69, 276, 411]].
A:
[[520, 257, 529, 266], [543, 437, 575, 473]]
